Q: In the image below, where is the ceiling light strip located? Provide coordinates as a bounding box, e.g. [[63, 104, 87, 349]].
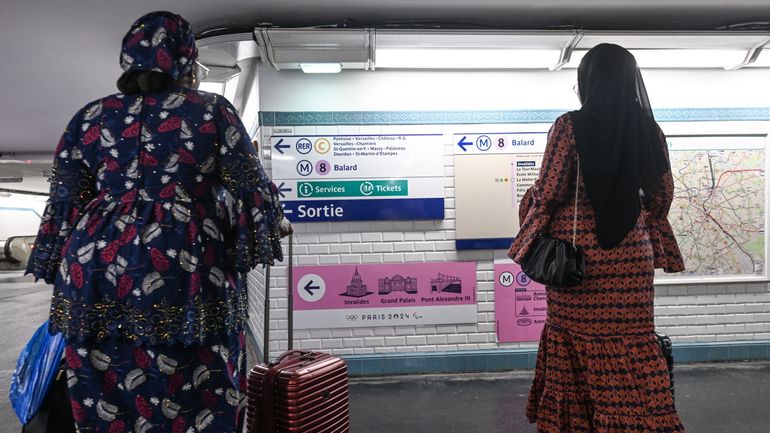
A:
[[368, 28, 376, 71], [550, 30, 584, 71], [725, 37, 770, 71], [253, 28, 280, 71]]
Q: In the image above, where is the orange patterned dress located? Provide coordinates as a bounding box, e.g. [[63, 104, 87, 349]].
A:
[[508, 113, 686, 433]]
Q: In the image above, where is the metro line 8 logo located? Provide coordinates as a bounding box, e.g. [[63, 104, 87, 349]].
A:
[[315, 160, 331, 176]]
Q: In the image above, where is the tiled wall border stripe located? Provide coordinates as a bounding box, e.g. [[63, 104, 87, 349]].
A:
[[247, 327, 770, 376], [259, 108, 770, 127]]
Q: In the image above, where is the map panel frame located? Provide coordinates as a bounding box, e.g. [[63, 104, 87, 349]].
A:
[[655, 133, 769, 284]]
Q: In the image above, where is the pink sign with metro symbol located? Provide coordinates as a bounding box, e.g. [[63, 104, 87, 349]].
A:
[[494, 261, 548, 342]]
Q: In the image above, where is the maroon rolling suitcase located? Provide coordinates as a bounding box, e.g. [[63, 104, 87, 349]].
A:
[[246, 234, 351, 433]]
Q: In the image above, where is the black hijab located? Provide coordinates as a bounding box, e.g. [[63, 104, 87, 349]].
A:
[[570, 43, 669, 249]]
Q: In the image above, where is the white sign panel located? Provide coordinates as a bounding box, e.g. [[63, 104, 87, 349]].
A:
[[271, 133, 446, 222], [272, 134, 445, 179]]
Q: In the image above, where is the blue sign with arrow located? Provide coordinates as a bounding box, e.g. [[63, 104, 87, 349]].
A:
[[282, 198, 444, 222]]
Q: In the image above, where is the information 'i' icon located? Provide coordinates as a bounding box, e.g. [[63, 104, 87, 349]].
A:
[[298, 182, 313, 197]]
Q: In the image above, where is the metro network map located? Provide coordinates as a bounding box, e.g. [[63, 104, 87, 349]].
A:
[[664, 136, 766, 280]]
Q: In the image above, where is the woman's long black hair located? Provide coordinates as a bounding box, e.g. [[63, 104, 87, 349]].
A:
[[570, 44, 670, 249]]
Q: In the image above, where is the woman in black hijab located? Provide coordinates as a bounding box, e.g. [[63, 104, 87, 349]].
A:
[[508, 44, 686, 432], [572, 43, 671, 249]]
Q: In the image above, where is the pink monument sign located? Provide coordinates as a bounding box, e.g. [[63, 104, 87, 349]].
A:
[[494, 261, 547, 342], [292, 262, 477, 329]]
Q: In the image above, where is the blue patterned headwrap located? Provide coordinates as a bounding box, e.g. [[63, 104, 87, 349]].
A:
[[120, 11, 198, 80]]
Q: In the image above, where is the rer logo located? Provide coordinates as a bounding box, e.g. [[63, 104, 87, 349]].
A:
[[360, 181, 374, 196], [296, 138, 312, 155], [297, 160, 313, 177], [476, 135, 492, 152]]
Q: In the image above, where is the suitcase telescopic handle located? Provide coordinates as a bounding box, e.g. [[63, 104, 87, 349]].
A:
[[262, 233, 293, 364], [262, 264, 270, 364], [287, 232, 294, 351]]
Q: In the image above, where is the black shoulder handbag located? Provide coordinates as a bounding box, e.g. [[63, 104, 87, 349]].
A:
[[22, 360, 76, 433], [520, 157, 585, 287]]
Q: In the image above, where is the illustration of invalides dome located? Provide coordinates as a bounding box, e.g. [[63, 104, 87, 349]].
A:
[[378, 274, 418, 295], [343, 267, 370, 297]]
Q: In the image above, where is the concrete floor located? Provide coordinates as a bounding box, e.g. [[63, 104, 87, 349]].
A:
[[349, 363, 770, 433], [2, 271, 769, 432]]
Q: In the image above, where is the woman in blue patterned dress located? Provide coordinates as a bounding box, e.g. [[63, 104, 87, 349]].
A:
[[26, 11, 289, 432]]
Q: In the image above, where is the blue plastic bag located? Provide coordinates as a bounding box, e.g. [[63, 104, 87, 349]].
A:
[[9, 321, 66, 425]]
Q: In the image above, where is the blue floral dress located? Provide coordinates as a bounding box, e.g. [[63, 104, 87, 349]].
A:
[[27, 87, 284, 432]]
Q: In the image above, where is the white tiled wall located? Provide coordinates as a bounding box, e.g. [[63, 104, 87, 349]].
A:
[[654, 283, 770, 343], [247, 66, 770, 360], [246, 123, 770, 360]]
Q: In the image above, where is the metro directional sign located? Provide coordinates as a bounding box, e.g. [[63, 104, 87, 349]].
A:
[[271, 134, 445, 222], [452, 132, 547, 155], [282, 198, 444, 222]]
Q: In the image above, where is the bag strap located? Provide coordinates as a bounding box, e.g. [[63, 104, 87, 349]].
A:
[[572, 156, 581, 248]]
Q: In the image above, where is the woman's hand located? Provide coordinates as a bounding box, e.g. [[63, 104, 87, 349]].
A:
[[279, 217, 293, 237]]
